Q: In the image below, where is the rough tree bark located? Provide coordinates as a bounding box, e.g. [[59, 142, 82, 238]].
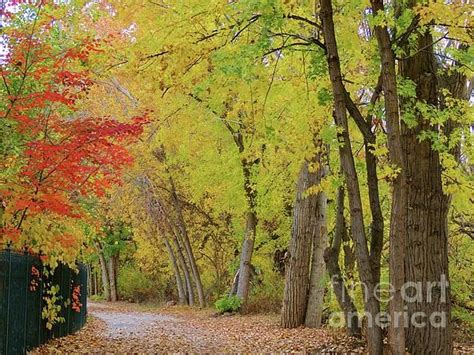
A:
[[319, 0, 383, 352], [281, 155, 322, 328], [305, 166, 329, 328], [399, 25, 452, 354], [324, 187, 361, 337]]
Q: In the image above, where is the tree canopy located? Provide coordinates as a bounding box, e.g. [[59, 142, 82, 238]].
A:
[[0, 0, 472, 353]]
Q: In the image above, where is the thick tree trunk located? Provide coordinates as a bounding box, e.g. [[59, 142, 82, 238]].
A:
[[169, 176, 205, 307], [281, 158, 322, 328], [108, 254, 118, 302], [399, 29, 452, 354], [305, 188, 328, 328], [324, 187, 361, 337], [97, 247, 111, 301], [162, 235, 187, 305], [319, 1, 383, 353]]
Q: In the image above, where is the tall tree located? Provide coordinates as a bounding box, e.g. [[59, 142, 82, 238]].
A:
[[397, 6, 453, 352], [319, 0, 383, 352], [370, 1, 408, 352]]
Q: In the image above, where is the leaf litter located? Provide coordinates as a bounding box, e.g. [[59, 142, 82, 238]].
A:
[[31, 302, 472, 354]]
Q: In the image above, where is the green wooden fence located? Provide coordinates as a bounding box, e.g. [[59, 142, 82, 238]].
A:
[[0, 249, 87, 354]]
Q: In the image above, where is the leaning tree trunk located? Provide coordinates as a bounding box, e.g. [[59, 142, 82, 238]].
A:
[[399, 28, 452, 354], [324, 187, 361, 337], [169, 176, 205, 307], [319, 0, 383, 352], [162, 235, 187, 305], [281, 157, 322, 328], [305, 184, 328, 328], [172, 231, 195, 305]]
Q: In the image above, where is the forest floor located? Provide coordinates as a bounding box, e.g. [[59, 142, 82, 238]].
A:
[[32, 301, 473, 354]]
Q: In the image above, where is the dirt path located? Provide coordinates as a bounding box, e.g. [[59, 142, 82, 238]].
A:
[[33, 301, 367, 353], [30, 302, 474, 353], [92, 306, 177, 339]]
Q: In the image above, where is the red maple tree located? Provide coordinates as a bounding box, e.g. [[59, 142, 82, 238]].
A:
[[0, 1, 148, 245]]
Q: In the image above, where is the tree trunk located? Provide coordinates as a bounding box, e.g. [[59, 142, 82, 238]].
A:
[[138, 174, 191, 306], [94, 269, 99, 296], [324, 187, 361, 338], [97, 247, 111, 301], [236, 210, 257, 307], [108, 255, 118, 302], [87, 264, 93, 297], [235, 156, 258, 307], [169, 176, 205, 307], [172, 231, 195, 305], [440, 58, 469, 163], [305, 184, 328, 328], [319, 0, 383, 352], [281, 157, 322, 328], [343, 78, 384, 286], [229, 270, 239, 297], [399, 28, 452, 354], [162, 235, 187, 305], [370, 1, 408, 352], [365, 136, 384, 287]]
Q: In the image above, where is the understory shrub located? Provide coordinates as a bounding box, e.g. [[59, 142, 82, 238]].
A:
[[215, 295, 242, 313], [118, 265, 162, 302]]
